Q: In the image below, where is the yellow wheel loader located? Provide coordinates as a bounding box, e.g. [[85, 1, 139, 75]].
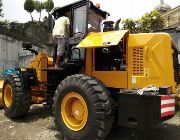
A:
[[0, 0, 179, 139]]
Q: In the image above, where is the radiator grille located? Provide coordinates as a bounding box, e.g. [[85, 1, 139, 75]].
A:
[[172, 45, 179, 85], [132, 48, 144, 76]]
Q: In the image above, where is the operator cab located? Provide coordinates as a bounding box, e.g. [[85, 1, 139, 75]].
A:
[[51, 0, 109, 66]]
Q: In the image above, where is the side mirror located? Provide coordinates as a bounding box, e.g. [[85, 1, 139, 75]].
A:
[[71, 48, 81, 60]]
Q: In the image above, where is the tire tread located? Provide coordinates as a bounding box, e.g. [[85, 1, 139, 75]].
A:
[[53, 74, 113, 140]]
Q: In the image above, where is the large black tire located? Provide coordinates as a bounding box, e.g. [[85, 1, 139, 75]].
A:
[[53, 74, 113, 140], [2, 75, 31, 118]]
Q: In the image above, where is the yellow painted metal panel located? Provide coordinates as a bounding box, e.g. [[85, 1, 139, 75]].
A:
[[92, 71, 127, 88], [128, 33, 177, 93], [0, 80, 4, 107], [48, 57, 54, 66], [77, 30, 129, 48], [85, 48, 93, 75], [29, 52, 48, 83]]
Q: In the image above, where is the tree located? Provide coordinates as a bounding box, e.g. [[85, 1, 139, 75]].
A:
[[0, 0, 3, 17], [44, 0, 54, 16], [0, 20, 9, 26], [139, 10, 165, 32], [24, 0, 35, 21], [121, 10, 165, 33], [35, 1, 44, 21], [122, 18, 140, 33]]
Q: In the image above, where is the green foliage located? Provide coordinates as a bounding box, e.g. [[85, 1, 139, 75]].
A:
[[35, 1, 44, 21], [0, 20, 9, 26], [24, 0, 35, 13], [24, 0, 35, 21], [0, 0, 3, 17], [44, 0, 54, 14], [122, 19, 140, 34], [139, 10, 165, 33], [35, 1, 44, 12], [122, 10, 165, 33]]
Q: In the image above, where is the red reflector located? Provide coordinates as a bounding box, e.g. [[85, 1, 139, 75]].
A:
[[161, 96, 175, 117], [161, 111, 175, 117]]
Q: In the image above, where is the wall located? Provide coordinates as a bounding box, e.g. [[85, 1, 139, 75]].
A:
[[0, 34, 21, 76], [0, 34, 45, 77]]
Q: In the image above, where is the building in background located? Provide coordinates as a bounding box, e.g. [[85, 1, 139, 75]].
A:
[[162, 5, 180, 28], [155, 0, 180, 65], [155, 0, 172, 14]]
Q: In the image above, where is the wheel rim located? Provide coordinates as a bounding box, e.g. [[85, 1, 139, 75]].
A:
[[4, 84, 13, 107], [61, 92, 88, 131]]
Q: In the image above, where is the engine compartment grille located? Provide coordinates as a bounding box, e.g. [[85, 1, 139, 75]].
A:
[[132, 48, 144, 76]]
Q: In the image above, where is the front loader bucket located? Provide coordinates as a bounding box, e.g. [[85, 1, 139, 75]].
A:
[[0, 80, 4, 108]]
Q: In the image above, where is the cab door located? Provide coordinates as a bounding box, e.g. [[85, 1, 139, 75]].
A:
[[71, 4, 88, 60]]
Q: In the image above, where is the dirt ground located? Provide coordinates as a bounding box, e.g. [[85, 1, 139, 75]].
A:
[[0, 105, 180, 140]]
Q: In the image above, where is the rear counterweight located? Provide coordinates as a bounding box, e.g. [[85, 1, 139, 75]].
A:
[[117, 93, 175, 128]]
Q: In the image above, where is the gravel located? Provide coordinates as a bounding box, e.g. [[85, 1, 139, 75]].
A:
[[0, 104, 179, 140]]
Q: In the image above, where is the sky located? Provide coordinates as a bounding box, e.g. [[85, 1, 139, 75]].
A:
[[1, 0, 180, 23]]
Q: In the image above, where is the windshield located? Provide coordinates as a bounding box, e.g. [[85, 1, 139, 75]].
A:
[[73, 5, 87, 34]]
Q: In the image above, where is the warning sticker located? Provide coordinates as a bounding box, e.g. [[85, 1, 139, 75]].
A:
[[132, 77, 136, 84]]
